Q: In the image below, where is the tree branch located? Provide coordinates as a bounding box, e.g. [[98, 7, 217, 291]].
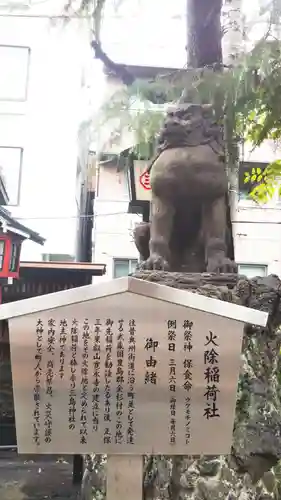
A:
[[91, 40, 135, 85]]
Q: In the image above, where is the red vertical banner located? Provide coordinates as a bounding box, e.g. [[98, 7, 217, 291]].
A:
[[139, 171, 151, 191]]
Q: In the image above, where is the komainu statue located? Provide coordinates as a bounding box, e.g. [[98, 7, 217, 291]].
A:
[[134, 103, 237, 273]]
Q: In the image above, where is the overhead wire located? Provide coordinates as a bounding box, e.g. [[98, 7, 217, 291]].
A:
[[13, 211, 142, 220], [10, 212, 281, 225], [0, 13, 187, 19]]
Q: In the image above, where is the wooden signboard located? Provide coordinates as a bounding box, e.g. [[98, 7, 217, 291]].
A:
[[0, 277, 268, 500]]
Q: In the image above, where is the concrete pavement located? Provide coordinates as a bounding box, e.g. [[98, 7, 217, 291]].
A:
[[0, 452, 81, 500]]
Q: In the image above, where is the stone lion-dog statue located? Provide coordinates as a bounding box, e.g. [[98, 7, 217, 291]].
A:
[[133, 103, 237, 273]]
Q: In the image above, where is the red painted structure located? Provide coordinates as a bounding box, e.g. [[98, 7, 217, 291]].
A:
[[0, 233, 23, 281], [0, 207, 45, 292]]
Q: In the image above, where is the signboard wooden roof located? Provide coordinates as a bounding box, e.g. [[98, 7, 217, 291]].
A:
[[0, 277, 268, 456]]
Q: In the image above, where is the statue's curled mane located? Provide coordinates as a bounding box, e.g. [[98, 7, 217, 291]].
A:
[[146, 103, 224, 174]]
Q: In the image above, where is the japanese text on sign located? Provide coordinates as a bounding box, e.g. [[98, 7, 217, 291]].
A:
[[10, 290, 243, 455], [203, 331, 220, 419]]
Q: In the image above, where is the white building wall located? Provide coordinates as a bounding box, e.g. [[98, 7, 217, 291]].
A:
[[233, 141, 281, 277], [93, 165, 141, 283], [0, 5, 92, 261]]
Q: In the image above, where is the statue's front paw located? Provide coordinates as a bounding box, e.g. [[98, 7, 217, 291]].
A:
[[141, 254, 170, 271], [207, 256, 237, 274]]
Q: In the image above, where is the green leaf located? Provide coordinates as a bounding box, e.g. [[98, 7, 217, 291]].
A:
[[251, 175, 257, 182], [244, 172, 250, 184], [248, 110, 256, 121]]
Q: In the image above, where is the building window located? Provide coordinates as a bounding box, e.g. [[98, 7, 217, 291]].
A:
[[0, 240, 5, 270], [113, 258, 138, 278], [0, 45, 30, 101], [238, 264, 268, 278], [0, 147, 23, 206], [42, 253, 75, 262], [238, 162, 268, 201], [9, 243, 20, 272]]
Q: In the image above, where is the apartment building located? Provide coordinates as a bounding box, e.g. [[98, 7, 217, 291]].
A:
[[234, 141, 281, 278], [0, 0, 92, 261], [92, 157, 141, 283], [89, 64, 175, 283]]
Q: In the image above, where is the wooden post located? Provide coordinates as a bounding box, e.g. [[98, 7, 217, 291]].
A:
[[107, 455, 143, 500], [72, 454, 84, 484]]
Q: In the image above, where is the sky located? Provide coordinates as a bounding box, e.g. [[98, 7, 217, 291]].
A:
[[101, 0, 269, 68], [102, 0, 187, 68], [16, 0, 187, 68], [19, 0, 271, 71]]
